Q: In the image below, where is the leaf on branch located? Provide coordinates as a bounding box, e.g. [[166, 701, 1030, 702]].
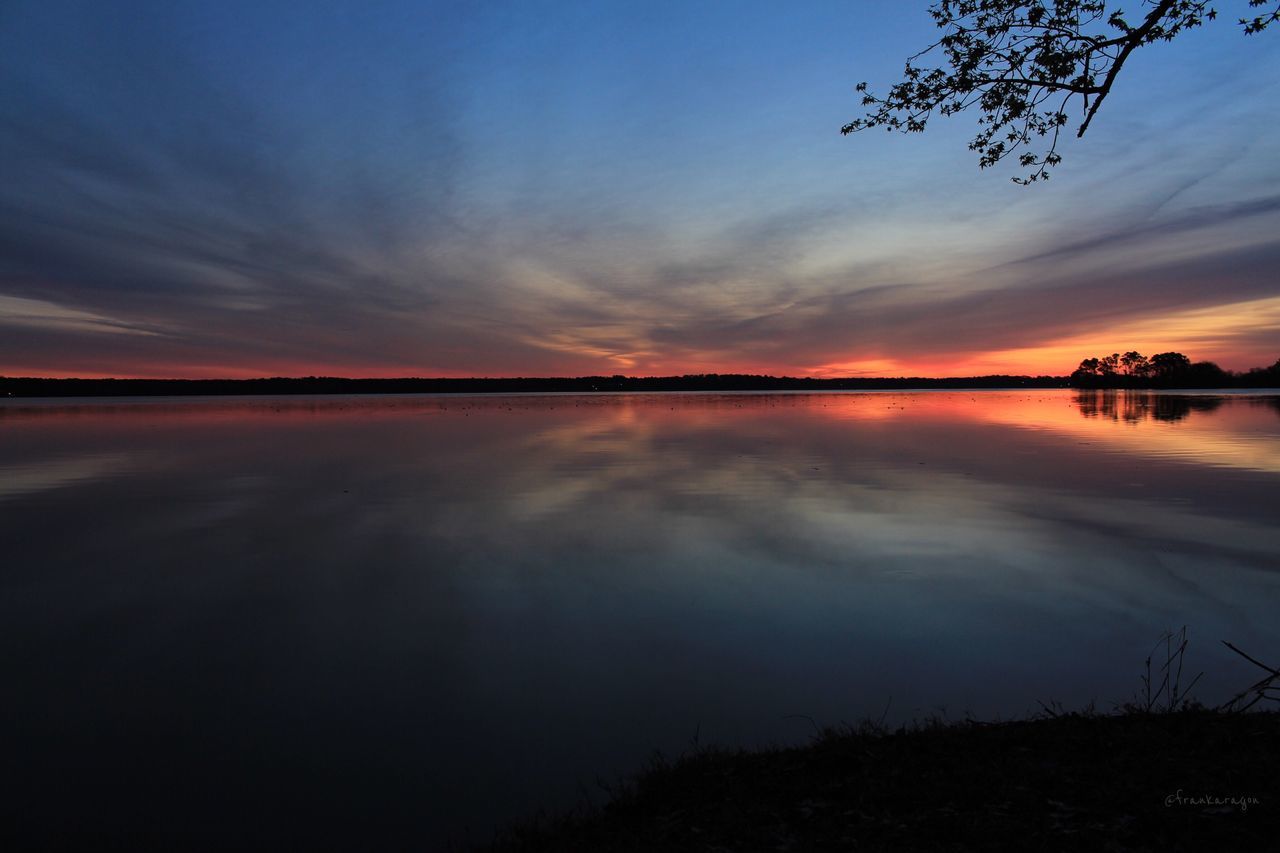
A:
[[842, 0, 1276, 183]]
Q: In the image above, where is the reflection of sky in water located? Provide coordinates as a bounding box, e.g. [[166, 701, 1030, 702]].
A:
[[2, 390, 1279, 847]]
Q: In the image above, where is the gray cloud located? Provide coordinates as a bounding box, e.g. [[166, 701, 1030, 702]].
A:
[[0, 8, 482, 375], [1001, 195, 1280, 270]]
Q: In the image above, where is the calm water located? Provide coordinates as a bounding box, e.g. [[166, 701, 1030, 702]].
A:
[[3, 390, 1279, 849]]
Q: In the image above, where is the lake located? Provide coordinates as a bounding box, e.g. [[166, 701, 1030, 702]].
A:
[[3, 389, 1278, 849]]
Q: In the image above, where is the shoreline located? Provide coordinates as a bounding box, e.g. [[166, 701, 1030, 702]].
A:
[[7, 379, 1280, 400], [1, 375, 1068, 398], [6, 375, 1278, 399], [481, 708, 1279, 851]]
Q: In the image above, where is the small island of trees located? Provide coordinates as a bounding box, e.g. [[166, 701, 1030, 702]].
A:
[[1070, 351, 1280, 389]]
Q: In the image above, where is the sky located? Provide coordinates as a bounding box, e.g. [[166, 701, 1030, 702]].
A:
[[2, 0, 1278, 379]]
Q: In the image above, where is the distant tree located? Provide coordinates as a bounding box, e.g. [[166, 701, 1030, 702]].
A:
[[1071, 357, 1102, 385], [1239, 357, 1280, 387], [843, 1, 1279, 182], [1187, 360, 1231, 386], [1071, 350, 1277, 387], [1148, 351, 1193, 381], [1119, 350, 1150, 376]]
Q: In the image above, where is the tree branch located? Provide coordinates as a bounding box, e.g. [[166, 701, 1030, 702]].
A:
[[844, 1, 1272, 182], [1078, 0, 1179, 137]]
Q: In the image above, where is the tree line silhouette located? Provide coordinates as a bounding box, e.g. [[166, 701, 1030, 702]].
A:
[[0, 373, 1066, 398], [1070, 352, 1280, 389], [2, 357, 1275, 398]]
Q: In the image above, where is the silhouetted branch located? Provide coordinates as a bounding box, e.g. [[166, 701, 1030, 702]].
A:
[[1218, 641, 1280, 713], [845, 1, 1278, 182]]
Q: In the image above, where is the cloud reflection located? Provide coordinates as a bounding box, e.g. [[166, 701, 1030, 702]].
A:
[[4, 390, 1280, 847]]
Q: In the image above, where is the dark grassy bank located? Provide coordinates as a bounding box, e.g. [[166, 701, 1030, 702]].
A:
[[483, 709, 1278, 852]]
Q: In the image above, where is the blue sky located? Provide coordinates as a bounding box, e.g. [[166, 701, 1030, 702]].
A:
[[2, 0, 1278, 377]]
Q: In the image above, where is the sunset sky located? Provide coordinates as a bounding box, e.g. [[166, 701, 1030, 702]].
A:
[[2, 0, 1278, 379]]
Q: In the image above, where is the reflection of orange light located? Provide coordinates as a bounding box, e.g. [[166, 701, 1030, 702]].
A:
[[972, 391, 1280, 474], [804, 389, 1280, 473]]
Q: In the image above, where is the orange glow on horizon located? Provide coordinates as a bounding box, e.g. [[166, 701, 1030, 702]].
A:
[[806, 296, 1280, 379]]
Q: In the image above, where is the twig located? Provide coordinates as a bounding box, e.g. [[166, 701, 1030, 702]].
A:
[[1217, 641, 1280, 713], [1222, 641, 1280, 676], [877, 696, 893, 729], [781, 714, 823, 738]]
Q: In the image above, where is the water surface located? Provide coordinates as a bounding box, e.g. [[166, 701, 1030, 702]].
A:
[[3, 390, 1278, 849]]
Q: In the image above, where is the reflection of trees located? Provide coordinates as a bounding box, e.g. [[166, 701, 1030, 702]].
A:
[[1248, 396, 1280, 418], [1073, 391, 1225, 423]]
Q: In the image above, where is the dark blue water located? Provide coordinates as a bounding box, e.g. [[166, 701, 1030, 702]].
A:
[[3, 390, 1278, 849]]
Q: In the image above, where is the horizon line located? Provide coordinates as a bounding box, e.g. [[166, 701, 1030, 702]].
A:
[[3, 372, 1071, 383]]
